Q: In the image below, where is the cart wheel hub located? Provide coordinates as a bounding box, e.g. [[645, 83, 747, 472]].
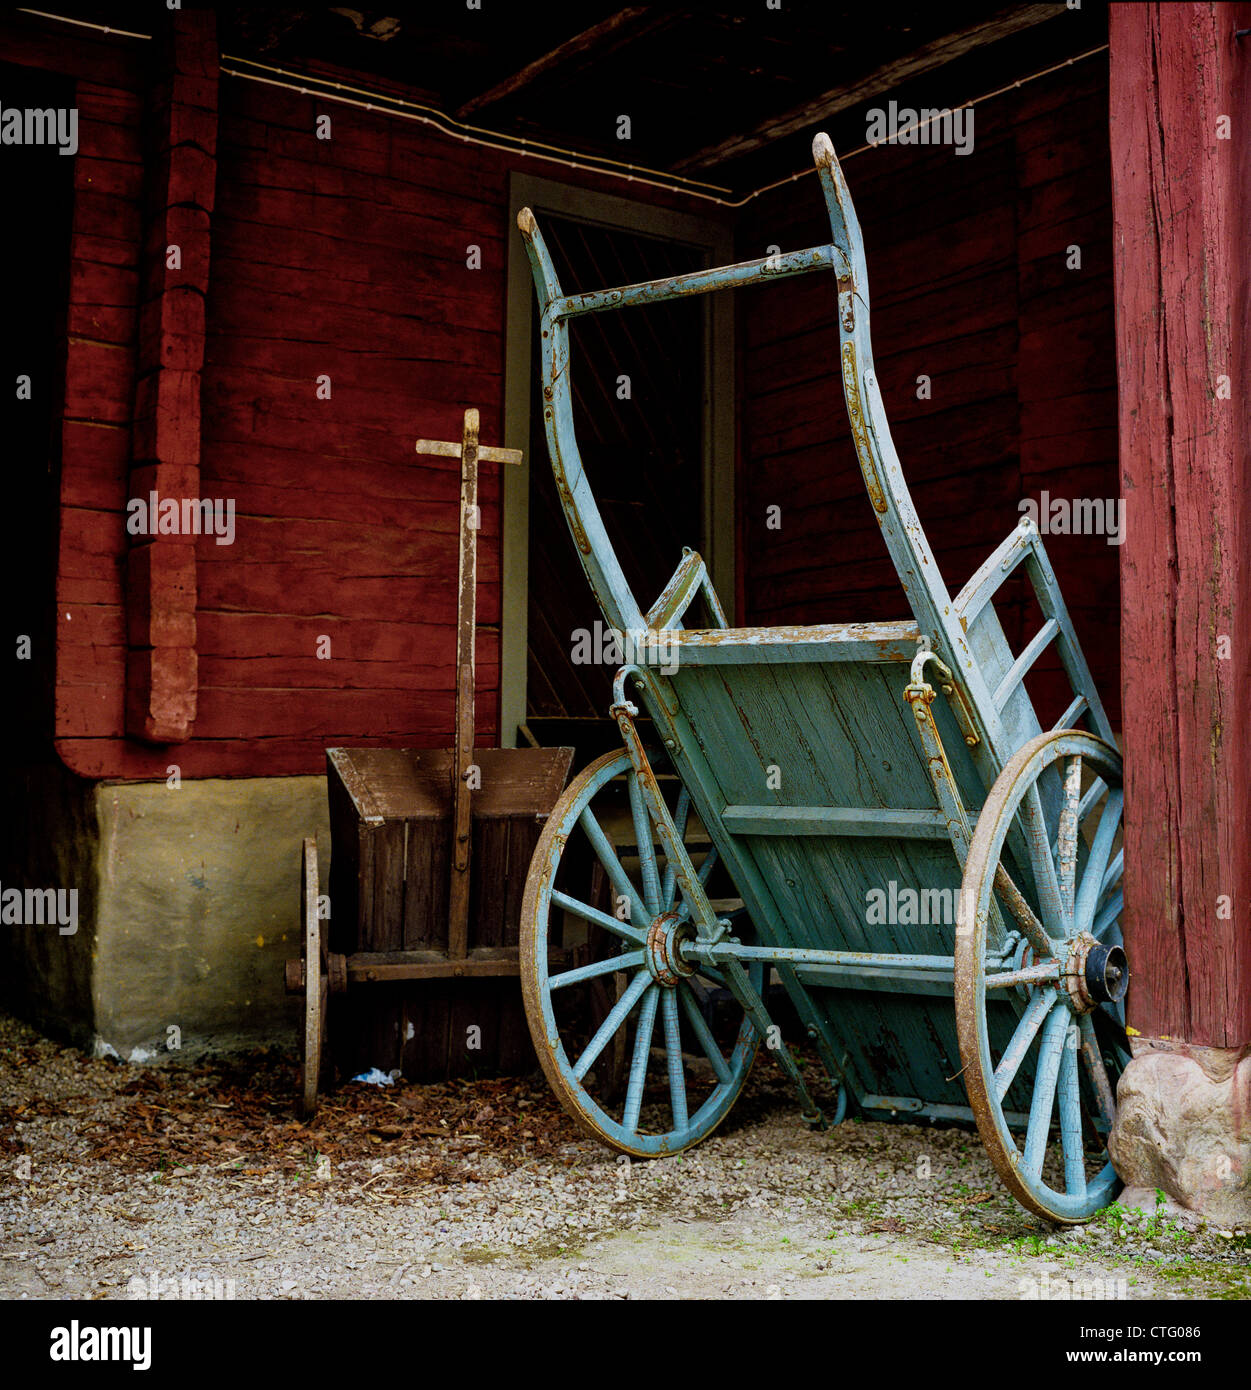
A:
[[1063, 932, 1129, 1012], [645, 912, 695, 987], [1083, 940, 1129, 1006]]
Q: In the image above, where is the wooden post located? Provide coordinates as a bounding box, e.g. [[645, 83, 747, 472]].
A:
[[448, 408, 480, 961], [1110, 2, 1251, 1046], [415, 414, 522, 959]]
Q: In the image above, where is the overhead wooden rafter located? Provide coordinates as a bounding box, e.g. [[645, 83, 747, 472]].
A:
[[456, 6, 669, 118], [671, 3, 1067, 173]]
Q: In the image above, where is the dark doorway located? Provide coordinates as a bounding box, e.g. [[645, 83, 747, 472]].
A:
[[525, 216, 705, 727], [0, 62, 75, 757]]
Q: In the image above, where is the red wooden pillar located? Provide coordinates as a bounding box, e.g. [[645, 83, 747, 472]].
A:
[[125, 10, 217, 743], [1110, 3, 1251, 1048]]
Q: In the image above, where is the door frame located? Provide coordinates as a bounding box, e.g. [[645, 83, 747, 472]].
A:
[[501, 172, 735, 747]]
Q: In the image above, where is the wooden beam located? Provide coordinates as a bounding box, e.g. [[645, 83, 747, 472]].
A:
[[285, 946, 572, 988], [671, 4, 1066, 173], [1110, 2, 1251, 1047], [413, 417, 524, 959], [448, 408, 478, 961], [456, 7, 661, 118]]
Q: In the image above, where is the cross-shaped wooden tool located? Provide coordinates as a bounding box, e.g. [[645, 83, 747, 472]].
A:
[[415, 409, 523, 959]]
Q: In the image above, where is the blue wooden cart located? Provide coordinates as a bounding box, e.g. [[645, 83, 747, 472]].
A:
[[516, 134, 1129, 1223]]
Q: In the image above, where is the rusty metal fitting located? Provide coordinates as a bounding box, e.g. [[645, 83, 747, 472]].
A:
[[645, 912, 695, 987], [1083, 939, 1129, 1007], [1008, 934, 1045, 1003], [1062, 932, 1127, 1012]]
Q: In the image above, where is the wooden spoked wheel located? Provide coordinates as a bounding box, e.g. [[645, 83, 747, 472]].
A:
[[956, 731, 1127, 1223], [521, 749, 761, 1157], [299, 837, 327, 1118]]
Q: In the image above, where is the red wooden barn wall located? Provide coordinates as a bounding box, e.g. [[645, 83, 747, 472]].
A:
[[736, 60, 1120, 731], [37, 28, 145, 767], [196, 73, 510, 776], [14, 11, 1119, 783], [12, 15, 695, 781]]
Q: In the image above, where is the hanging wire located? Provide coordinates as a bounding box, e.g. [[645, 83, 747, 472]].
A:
[[18, 8, 1108, 209]]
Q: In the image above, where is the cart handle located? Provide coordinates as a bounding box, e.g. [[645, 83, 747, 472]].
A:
[[516, 137, 861, 321], [518, 136, 962, 713], [532, 241, 848, 321]]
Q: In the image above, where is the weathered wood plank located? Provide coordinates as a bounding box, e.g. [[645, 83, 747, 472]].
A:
[[721, 806, 951, 838], [1109, 1, 1251, 1045]]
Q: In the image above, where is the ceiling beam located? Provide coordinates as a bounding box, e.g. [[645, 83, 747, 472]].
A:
[[456, 7, 664, 119], [671, 4, 1068, 174]]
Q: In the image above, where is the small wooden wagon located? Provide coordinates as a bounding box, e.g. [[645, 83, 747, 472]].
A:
[[286, 412, 572, 1112], [514, 134, 1129, 1223]]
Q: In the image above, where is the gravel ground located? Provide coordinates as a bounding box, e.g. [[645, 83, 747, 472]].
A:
[[1, 1012, 1247, 1301]]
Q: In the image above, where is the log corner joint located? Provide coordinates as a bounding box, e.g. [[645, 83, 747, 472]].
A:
[[125, 10, 218, 745]]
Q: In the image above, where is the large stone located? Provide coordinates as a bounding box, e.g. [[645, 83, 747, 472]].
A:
[[1109, 1037, 1251, 1227]]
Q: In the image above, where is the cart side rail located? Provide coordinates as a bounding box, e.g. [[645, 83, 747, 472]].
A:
[[633, 618, 921, 667], [954, 517, 1117, 747]]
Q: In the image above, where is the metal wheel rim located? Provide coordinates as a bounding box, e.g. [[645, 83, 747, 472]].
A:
[[955, 730, 1125, 1223], [520, 748, 759, 1157]]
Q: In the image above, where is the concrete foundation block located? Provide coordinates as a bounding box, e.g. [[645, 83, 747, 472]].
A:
[[0, 764, 328, 1062], [92, 777, 329, 1061]]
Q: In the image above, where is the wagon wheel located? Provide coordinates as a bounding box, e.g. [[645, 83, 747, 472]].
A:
[[299, 837, 328, 1118], [583, 863, 629, 1104], [956, 730, 1128, 1223], [521, 748, 761, 1156]]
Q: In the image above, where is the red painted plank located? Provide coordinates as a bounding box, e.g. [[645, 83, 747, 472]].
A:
[[62, 340, 134, 424], [54, 723, 498, 781], [74, 155, 145, 200], [195, 656, 500, 693], [0, 15, 143, 87], [52, 604, 126, 648], [195, 611, 496, 662], [217, 118, 507, 211], [60, 421, 131, 510], [72, 231, 141, 271]]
